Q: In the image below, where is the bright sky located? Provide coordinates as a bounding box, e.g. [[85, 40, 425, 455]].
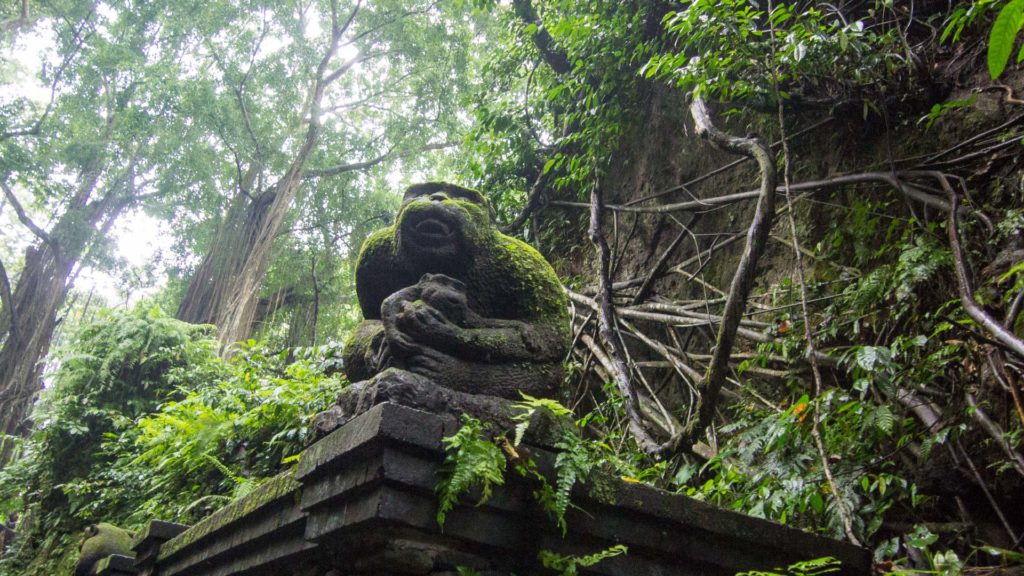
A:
[[3, 6, 406, 308], [74, 212, 173, 305]]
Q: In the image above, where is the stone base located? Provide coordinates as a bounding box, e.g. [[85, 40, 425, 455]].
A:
[[310, 368, 528, 441], [123, 402, 870, 576]]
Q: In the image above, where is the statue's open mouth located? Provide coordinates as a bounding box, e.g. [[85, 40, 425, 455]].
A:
[[414, 218, 452, 238], [405, 211, 458, 247]]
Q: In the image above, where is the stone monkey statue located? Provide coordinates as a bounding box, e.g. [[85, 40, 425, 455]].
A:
[[74, 523, 135, 576], [338, 182, 570, 408]]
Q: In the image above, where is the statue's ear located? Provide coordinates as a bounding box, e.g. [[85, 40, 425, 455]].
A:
[[85, 525, 99, 538]]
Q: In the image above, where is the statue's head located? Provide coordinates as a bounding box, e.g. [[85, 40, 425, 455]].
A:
[[395, 182, 495, 262]]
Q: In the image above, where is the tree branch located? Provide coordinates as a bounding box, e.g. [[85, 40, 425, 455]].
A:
[[551, 171, 954, 214], [943, 176, 1024, 360], [511, 0, 571, 75], [685, 96, 777, 445], [302, 141, 454, 180], [0, 179, 60, 261], [588, 183, 661, 452], [2, 7, 95, 141]]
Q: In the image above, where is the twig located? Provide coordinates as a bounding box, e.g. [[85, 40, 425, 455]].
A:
[[914, 113, 1024, 166], [965, 392, 1024, 476], [550, 171, 955, 216], [625, 117, 835, 207], [633, 220, 693, 304], [769, 41, 860, 542], [1005, 288, 1024, 330], [955, 441, 1018, 544]]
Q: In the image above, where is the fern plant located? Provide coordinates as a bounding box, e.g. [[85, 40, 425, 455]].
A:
[[436, 415, 507, 527], [538, 544, 628, 576], [736, 556, 841, 576]]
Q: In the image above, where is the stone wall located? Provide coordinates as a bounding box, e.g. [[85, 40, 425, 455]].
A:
[[102, 402, 870, 576]]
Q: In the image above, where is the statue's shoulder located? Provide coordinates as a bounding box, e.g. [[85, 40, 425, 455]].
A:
[[470, 233, 566, 320], [491, 233, 555, 271], [356, 227, 397, 270]]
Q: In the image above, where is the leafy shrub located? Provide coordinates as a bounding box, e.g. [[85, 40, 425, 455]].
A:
[[0, 308, 345, 575], [119, 341, 345, 523]]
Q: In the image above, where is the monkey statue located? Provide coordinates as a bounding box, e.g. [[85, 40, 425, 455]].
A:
[[318, 182, 570, 433], [74, 523, 135, 576]]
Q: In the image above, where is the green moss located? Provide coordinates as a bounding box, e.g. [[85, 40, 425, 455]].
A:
[[75, 523, 135, 576], [584, 470, 620, 507], [490, 235, 570, 325], [157, 472, 300, 561]]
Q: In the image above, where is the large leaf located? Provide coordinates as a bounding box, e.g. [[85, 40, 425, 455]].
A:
[[988, 0, 1024, 79]]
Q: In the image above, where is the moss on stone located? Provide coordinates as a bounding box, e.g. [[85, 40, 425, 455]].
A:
[[584, 469, 621, 507], [157, 472, 300, 561], [75, 523, 135, 576], [342, 182, 571, 397]]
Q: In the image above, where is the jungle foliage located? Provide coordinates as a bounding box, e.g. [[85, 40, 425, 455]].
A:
[[1, 0, 1024, 575], [0, 308, 343, 575]]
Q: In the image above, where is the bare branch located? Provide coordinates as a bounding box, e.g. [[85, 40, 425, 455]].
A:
[[588, 183, 661, 452], [0, 179, 60, 261], [685, 96, 777, 445], [501, 166, 550, 234], [943, 176, 1024, 360], [552, 171, 954, 215], [632, 219, 692, 304], [626, 117, 835, 207]]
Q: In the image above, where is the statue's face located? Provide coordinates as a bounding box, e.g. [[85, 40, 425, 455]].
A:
[[396, 184, 492, 261]]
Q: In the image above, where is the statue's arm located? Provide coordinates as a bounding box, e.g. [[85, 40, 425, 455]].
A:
[[341, 320, 386, 382], [385, 239, 570, 363], [445, 236, 570, 362], [443, 319, 567, 362]]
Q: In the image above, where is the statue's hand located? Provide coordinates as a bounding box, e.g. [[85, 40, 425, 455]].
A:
[[417, 273, 474, 326], [381, 281, 462, 353], [395, 298, 460, 341]]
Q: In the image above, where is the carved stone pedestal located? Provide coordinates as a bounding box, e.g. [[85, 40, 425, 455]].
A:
[[119, 402, 869, 576]]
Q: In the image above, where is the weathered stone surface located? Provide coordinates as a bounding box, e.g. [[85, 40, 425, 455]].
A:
[[75, 523, 135, 576], [93, 554, 136, 576], [141, 402, 871, 576], [155, 473, 309, 576], [315, 183, 571, 438], [132, 520, 189, 576]]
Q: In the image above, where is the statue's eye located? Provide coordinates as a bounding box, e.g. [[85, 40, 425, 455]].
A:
[[453, 191, 483, 204]]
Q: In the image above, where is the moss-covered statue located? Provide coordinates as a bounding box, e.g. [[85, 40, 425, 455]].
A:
[[315, 183, 570, 434], [74, 523, 135, 576]]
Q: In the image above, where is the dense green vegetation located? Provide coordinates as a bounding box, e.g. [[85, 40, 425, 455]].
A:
[[1, 0, 1023, 575], [0, 308, 343, 574]]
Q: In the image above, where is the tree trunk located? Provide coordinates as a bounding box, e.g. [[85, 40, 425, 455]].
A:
[[0, 246, 71, 466], [177, 173, 306, 348], [0, 155, 133, 468]]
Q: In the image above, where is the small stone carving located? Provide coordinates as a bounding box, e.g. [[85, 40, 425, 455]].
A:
[[74, 523, 135, 576], [316, 183, 569, 435]]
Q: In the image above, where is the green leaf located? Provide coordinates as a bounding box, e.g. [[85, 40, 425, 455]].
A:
[[987, 0, 1024, 79], [998, 259, 1024, 283]]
